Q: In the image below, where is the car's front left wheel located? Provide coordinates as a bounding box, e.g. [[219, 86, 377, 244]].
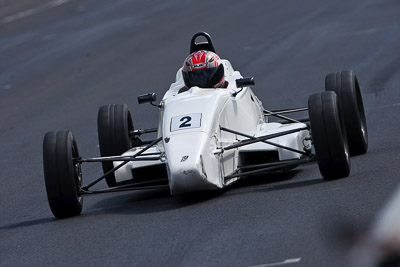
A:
[[43, 131, 83, 218]]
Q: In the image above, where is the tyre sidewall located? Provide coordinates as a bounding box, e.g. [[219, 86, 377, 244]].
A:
[[308, 92, 350, 179], [43, 131, 82, 218]]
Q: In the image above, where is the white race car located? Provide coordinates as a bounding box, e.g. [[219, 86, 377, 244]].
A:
[[42, 32, 368, 218]]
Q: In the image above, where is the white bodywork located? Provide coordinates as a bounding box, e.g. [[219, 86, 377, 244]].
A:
[[114, 60, 310, 195]]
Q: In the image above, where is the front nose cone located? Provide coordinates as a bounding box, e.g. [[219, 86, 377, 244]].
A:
[[163, 132, 221, 195]]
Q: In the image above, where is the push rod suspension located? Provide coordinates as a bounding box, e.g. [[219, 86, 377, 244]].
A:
[[263, 109, 303, 124], [267, 107, 308, 114], [82, 185, 169, 194], [220, 127, 310, 156], [79, 156, 160, 163], [81, 178, 168, 194], [238, 158, 301, 171], [139, 152, 162, 156], [225, 158, 312, 179], [132, 127, 158, 136], [222, 127, 308, 151], [82, 137, 162, 190]]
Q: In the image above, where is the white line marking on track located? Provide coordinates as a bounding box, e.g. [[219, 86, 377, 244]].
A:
[[1, 0, 72, 24], [249, 258, 301, 267]]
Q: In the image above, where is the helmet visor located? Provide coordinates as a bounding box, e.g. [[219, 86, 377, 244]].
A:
[[183, 65, 224, 88]]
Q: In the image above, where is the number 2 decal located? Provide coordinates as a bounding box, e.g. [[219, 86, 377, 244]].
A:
[[179, 116, 192, 128], [170, 113, 202, 132]]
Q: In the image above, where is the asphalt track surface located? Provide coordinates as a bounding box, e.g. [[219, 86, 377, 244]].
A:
[[1, 0, 399, 266]]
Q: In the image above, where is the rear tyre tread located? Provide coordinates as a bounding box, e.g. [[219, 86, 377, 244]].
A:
[[97, 104, 134, 187], [325, 70, 368, 156]]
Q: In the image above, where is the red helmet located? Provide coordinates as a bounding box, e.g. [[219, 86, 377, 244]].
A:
[[182, 50, 225, 88]]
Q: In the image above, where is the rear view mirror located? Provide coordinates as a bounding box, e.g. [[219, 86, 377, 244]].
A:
[[138, 93, 157, 104], [236, 77, 255, 88]]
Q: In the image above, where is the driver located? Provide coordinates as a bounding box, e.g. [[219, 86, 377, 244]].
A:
[[181, 50, 228, 90]]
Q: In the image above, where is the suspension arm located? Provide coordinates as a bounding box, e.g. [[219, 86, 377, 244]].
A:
[[220, 127, 310, 155], [221, 127, 308, 151], [82, 137, 163, 190]]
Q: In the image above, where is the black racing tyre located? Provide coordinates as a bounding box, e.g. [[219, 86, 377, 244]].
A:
[[43, 131, 83, 218], [97, 104, 134, 187], [325, 70, 368, 156], [308, 91, 350, 180]]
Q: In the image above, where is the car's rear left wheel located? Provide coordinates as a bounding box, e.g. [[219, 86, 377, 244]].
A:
[[97, 104, 135, 187]]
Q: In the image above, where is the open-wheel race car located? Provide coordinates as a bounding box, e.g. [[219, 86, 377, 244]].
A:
[[42, 32, 368, 218]]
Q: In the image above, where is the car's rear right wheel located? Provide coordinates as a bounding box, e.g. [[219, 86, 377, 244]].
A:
[[325, 70, 368, 155], [308, 91, 350, 180]]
